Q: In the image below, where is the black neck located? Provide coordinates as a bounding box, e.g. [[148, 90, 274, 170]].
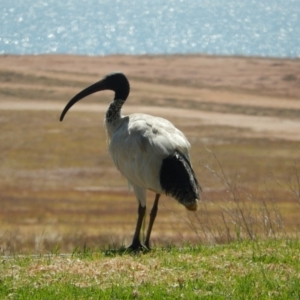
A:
[[106, 99, 125, 123]]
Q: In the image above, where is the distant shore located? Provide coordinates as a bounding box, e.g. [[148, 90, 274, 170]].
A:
[[0, 54, 300, 141], [1, 54, 299, 99]]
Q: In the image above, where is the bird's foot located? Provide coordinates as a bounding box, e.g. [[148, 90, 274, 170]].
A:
[[126, 241, 149, 253], [144, 241, 151, 251]]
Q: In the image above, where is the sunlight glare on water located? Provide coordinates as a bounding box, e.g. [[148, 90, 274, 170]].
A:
[[0, 0, 299, 57]]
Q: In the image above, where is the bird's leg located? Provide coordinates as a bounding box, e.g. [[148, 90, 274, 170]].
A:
[[127, 203, 146, 251], [144, 194, 160, 250]]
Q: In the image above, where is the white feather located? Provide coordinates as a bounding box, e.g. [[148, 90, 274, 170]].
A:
[[107, 113, 191, 206]]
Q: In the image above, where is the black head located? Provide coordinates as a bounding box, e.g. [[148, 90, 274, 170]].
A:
[[60, 72, 130, 121], [103, 72, 130, 100]]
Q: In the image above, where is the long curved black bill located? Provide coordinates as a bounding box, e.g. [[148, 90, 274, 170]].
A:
[[60, 79, 106, 121]]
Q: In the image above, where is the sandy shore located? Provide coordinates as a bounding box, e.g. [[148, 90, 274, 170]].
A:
[[0, 54, 300, 141], [1, 101, 300, 141]]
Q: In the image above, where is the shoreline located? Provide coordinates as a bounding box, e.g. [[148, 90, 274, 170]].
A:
[[1, 52, 299, 60], [1, 54, 299, 99]]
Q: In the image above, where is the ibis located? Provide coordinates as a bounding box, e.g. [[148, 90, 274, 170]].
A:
[[60, 72, 201, 251]]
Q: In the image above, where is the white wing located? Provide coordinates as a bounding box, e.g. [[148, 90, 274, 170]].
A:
[[109, 113, 191, 193]]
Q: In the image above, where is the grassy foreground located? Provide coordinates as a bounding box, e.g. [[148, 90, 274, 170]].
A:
[[1, 239, 300, 299]]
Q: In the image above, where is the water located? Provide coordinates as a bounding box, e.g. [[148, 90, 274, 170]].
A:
[[1, 0, 299, 57]]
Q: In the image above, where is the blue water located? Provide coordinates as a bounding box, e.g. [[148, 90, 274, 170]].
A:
[[1, 0, 299, 57]]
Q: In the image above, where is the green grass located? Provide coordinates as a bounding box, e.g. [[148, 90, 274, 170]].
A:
[[1, 239, 300, 299]]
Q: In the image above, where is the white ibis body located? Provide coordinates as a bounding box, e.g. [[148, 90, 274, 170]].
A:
[[60, 72, 201, 251]]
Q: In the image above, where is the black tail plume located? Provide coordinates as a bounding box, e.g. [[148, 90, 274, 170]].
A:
[[160, 151, 201, 208]]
